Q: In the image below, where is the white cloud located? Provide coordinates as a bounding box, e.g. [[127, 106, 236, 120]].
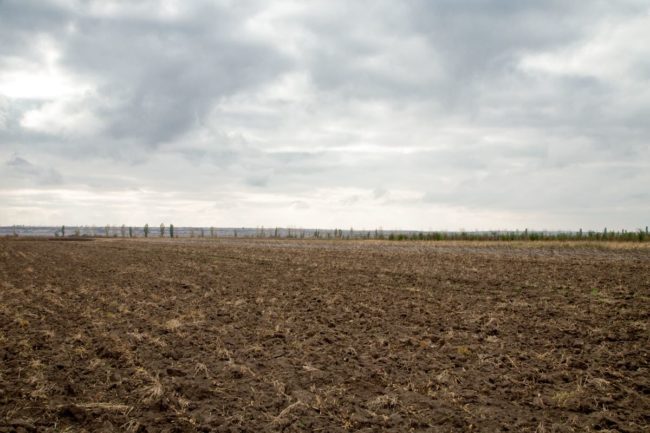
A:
[[519, 14, 650, 81], [20, 97, 103, 135], [0, 36, 92, 99]]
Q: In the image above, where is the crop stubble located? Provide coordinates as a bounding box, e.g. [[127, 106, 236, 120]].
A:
[[0, 238, 648, 432]]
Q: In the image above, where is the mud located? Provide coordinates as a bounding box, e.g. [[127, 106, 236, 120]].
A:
[[1, 238, 648, 432]]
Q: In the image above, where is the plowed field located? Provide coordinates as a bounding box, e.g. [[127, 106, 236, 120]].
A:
[[1, 238, 649, 432]]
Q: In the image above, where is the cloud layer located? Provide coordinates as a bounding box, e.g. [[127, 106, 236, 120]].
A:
[[1, 0, 649, 230]]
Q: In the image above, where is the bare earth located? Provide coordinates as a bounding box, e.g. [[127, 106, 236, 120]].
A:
[[1, 238, 649, 432]]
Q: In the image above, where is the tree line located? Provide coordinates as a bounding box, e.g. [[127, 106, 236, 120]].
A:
[[43, 225, 650, 242]]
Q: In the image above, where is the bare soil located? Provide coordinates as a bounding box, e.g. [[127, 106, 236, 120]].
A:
[[1, 238, 649, 432]]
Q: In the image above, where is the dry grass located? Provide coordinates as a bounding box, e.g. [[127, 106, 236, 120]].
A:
[[272, 401, 306, 425], [121, 419, 141, 433], [141, 379, 164, 403], [164, 318, 183, 331], [136, 368, 164, 404], [193, 362, 210, 379], [62, 402, 132, 413], [367, 394, 399, 410]]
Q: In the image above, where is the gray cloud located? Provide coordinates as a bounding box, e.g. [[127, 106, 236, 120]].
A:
[[0, 0, 648, 229], [5, 154, 63, 185]]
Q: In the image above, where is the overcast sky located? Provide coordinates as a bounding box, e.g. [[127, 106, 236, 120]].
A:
[[1, 0, 649, 230]]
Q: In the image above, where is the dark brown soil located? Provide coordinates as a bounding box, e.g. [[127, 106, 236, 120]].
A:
[[1, 238, 649, 432]]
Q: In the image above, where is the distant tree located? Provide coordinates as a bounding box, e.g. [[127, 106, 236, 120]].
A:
[[121, 224, 126, 237], [129, 226, 133, 238], [61, 225, 65, 237], [170, 224, 174, 238], [190, 228, 194, 238], [104, 225, 110, 237], [234, 229, 237, 238], [160, 223, 165, 237], [210, 226, 215, 238], [144, 223, 149, 238], [200, 228, 205, 238]]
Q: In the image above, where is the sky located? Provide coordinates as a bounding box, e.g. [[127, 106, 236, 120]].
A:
[[1, 0, 649, 231]]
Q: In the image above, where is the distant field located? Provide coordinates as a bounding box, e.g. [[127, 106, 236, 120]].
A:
[[1, 238, 649, 432], [2, 225, 648, 243]]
